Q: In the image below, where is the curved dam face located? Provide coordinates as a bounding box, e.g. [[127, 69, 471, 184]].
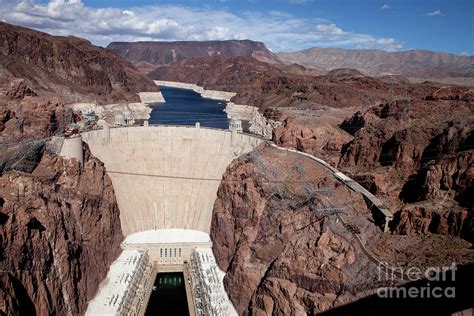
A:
[[82, 126, 261, 236]]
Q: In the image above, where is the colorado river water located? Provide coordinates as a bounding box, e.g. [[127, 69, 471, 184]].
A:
[[144, 272, 189, 316], [149, 86, 229, 129]]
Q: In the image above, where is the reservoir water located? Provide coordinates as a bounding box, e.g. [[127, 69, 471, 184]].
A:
[[149, 86, 229, 129], [144, 272, 189, 316]]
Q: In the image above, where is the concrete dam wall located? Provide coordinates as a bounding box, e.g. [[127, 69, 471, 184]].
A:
[[82, 126, 262, 236]]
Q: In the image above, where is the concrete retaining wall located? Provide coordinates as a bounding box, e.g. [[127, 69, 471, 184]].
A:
[[138, 91, 165, 104], [59, 135, 83, 165], [82, 126, 261, 236]]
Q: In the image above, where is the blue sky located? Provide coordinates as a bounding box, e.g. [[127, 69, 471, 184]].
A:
[[0, 0, 472, 54]]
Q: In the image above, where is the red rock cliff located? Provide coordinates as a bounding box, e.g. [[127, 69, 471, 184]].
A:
[[0, 145, 123, 315], [211, 145, 386, 314], [0, 22, 159, 104]]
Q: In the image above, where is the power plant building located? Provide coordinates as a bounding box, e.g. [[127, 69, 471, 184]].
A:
[[85, 249, 153, 316], [189, 248, 237, 316]]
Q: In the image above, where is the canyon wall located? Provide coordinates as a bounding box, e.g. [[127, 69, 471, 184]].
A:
[[0, 22, 159, 104], [337, 89, 474, 240], [0, 145, 123, 315], [210, 145, 474, 315], [211, 145, 385, 314], [0, 22, 162, 315]]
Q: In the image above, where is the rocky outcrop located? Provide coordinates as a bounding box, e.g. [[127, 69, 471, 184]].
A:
[[0, 96, 73, 144], [400, 152, 473, 204], [0, 22, 159, 104], [270, 82, 473, 241], [425, 86, 474, 102], [340, 103, 473, 203], [336, 90, 474, 238], [5, 79, 37, 99], [339, 98, 473, 170], [211, 145, 384, 315], [392, 203, 473, 242], [273, 117, 352, 166], [0, 145, 123, 315], [339, 111, 376, 135]]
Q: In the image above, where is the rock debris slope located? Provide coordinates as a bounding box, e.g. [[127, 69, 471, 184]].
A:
[[0, 22, 159, 104]]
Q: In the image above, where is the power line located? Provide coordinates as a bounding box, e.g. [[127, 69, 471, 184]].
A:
[[0, 139, 471, 177]]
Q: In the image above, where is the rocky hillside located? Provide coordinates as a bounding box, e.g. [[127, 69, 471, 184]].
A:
[[211, 145, 474, 314], [277, 47, 474, 78], [0, 93, 124, 315], [272, 85, 474, 241], [0, 23, 134, 315], [338, 87, 474, 240], [0, 96, 72, 145], [150, 55, 435, 110], [0, 22, 159, 104], [152, 53, 473, 242], [107, 39, 281, 67], [0, 144, 123, 315], [211, 145, 382, 314]]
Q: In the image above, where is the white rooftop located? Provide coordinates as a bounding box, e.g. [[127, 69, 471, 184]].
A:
[[123, 229, 211, 245], [85, 249, 146, 316], [193, 248, 238, 316]]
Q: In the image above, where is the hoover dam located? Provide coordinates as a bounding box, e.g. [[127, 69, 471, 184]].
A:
[[79, 124, 262, 315]]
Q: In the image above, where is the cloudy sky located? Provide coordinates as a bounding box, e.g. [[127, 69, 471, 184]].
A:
[[0, 0, 472, 54]]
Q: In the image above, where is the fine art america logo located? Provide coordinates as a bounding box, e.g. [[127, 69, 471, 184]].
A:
[[377, 262, 457, 299]]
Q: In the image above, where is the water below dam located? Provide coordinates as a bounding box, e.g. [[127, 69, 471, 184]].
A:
[[150, 86, 229, 129], [145, 272, 189, 316]]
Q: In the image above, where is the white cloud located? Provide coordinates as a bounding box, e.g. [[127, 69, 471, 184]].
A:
[[315, 23, 344, 35], [381, 4, 391, 10], [459, 51, 470, 56], [426, 10, 444, 16], [0, 0, 404, 52], [312, 23, 402, 51]]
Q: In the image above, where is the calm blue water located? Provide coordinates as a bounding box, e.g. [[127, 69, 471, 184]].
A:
[[149, 86, 229, 129], [145, 272, 189, 316]]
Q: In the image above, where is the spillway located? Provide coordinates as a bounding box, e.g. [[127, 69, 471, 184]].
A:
[[82, 125, 261, 235]]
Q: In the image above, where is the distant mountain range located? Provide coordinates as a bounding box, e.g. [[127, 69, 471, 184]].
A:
[[107, 40, 281, 66], [107, 40, 473, 82], [277, 47, 474, 78]]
